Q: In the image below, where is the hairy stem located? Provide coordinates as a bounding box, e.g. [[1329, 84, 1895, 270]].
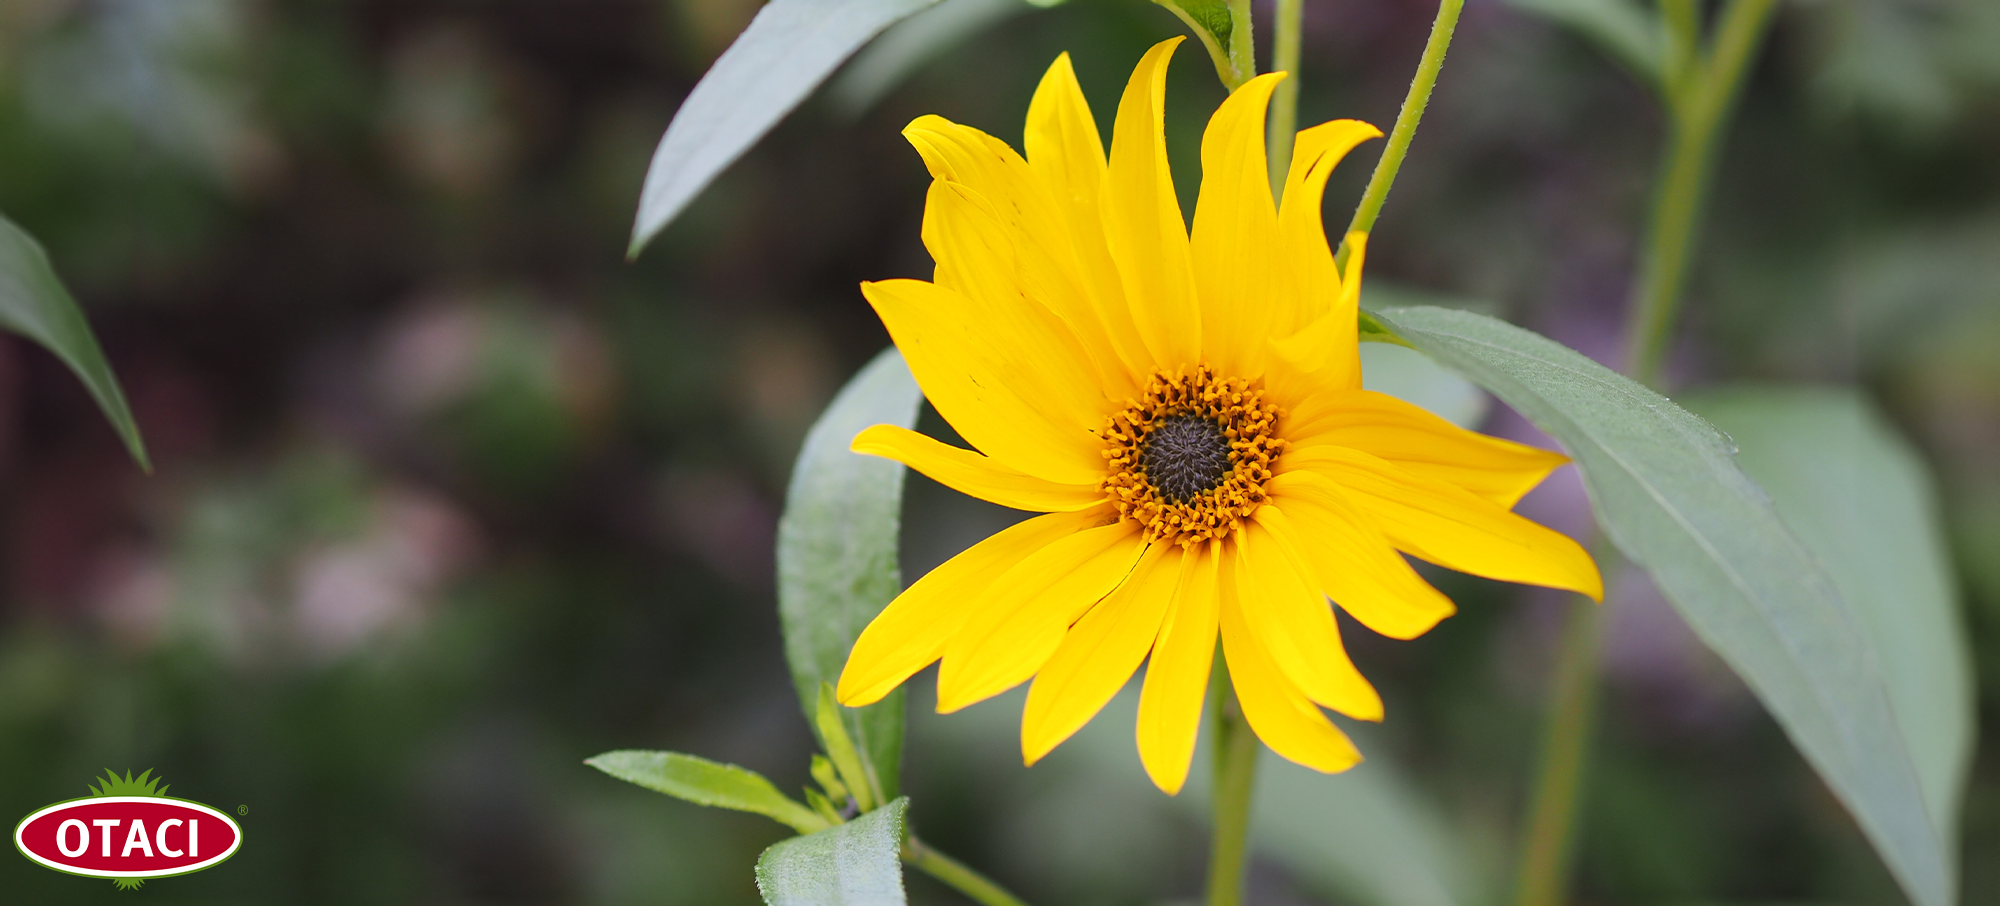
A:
[[904, 835, 1032, 906], [1206, 683, 1260, 906], [1267, 0, 1304, 193], [1337, 0, 1464, 267]]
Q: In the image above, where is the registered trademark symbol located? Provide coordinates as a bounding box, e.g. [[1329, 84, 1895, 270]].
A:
[[237, 805, 248, 816]]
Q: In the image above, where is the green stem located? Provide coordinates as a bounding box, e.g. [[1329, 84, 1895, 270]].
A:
[[1511, 592, 1608, 906], [1267, 0, 1304, 193], [1206, 685, 1260, 906], [1622, 0, 1778, 386], [904, 834, 1032, 906], [1337, 0, 1464, 267], [1515, 3, 1779, 904]]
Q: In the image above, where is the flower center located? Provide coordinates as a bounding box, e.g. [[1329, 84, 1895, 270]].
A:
[[1140, 416, 1232, 502], [1100, 365, 1285, 546]]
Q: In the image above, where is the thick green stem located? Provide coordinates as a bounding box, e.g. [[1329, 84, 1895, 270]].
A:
[[1266, 0, 1304, 193], [904, 835, 1032, 906], [1206, 685, 1260, 906], [1337, 0, 1464, 267], [1511, 593, 1608, 906], [1622, 0, 1778, 386]]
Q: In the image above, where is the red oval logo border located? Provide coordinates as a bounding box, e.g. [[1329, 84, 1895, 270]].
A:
[[14, 797, 243, 879]]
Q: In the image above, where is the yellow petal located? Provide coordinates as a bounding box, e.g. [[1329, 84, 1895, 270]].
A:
[[919, 179, 1119, 433], [1021, 543, 1180, 764], [852, 424, 1104, 513], [1280, 445, 1602, 599], [1190, 72, 1287, 376], [1266, 231, 1373, 403], [1284, 388, 1569, 506], [1263, 472, 1458, 640], [1218, 549, 1363, 774], [837, 510, 1100, 706], [1272, 120, 1381, 338], [1136, 541, 1219, 794], [862, 278, 1104, 485], [1237, 516, 1384, 720], [1103, 37, 1198, 370], [905, 116, 1138, 401], [935, 520, 1146, 712], [1024, 54, 1152, 386]]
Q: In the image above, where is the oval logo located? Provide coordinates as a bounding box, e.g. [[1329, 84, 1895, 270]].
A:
[[15, 790, 241, 881]]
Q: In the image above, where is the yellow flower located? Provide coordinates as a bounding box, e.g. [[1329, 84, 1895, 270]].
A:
[[836, 38, 1602, 794]]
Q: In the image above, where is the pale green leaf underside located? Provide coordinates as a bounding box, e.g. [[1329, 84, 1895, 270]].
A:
[[584, 750, 828, 835], [0, 214, 148, 470], [628, 0, 940, 256], [755, 797, 909, 906], [778, 348, 924, 802], [1684, 385, 1973, 841], [1367, 305, 1949, 906]]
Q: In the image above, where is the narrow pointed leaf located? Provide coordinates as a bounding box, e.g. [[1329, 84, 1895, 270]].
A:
[[778, 348, 924, 803], [755, 797, 909, 906], [0, 214, 148, 469], [817, 683, 882, 811], [1366, 305, 1950, 906], [1684, 385, 1974, 842], [628, 0, 941, 256], [585, 750, 830, 835]]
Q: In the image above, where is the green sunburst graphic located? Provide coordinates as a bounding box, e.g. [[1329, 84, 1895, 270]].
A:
[[88, 768, 170, 799], [89, 769, 170, 890]]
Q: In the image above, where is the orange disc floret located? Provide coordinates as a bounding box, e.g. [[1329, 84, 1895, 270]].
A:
[[1100, 365, 1285, 546]]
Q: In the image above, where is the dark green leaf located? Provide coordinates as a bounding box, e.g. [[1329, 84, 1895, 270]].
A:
[[778, 348, 923, 802], [755, 797, 909, 906], [1684, 385, 1973, 841], [0, 214, 148, 470], [584, 750, 830, 835], [628, 0, 941, 256], [1366, 305, 1950, 906]]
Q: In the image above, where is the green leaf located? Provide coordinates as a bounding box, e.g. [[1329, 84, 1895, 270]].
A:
[[1682, 385, 1974, 841], [810, 753, 850, 804], [628, 0, 941, 257], [584, 750, 830, 835], [1153, 0, 1250, 88], [755, 797, 909, 906], [816, 682, 882, 811], [778, 348, 924, 803], [1500, 0, 1663, 85], [1360, 342, 1489, 430], [0, 214, 148, 470], [1365, 306, 1950, 906]]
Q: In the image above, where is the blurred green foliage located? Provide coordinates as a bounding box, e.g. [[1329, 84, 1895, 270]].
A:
[[0, 0, 1993, 903]]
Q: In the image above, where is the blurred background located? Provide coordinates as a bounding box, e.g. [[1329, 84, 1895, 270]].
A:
[[0, 0, 1994, 903]]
